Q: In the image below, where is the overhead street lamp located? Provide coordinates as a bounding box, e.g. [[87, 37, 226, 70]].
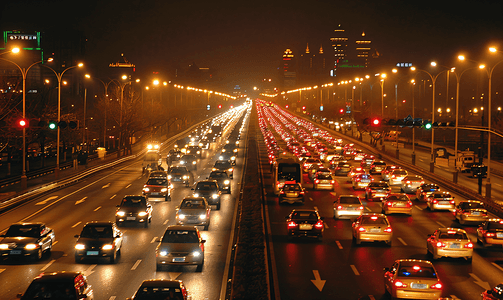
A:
[[378, 73, 387, 117], [85, 74, 115, 149]]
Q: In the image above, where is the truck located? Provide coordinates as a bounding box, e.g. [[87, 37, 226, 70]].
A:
[[455, 150, 476, 173], [272, 153, 302, 195], [142, 150, 162, 173]]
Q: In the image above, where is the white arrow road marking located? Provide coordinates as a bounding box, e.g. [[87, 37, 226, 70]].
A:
[[492, 262, 503, 272], [40, 260, 56, 271], [150, 237, 158, 243], [131, 260, 142, 270], [110, 194, 116, 200], [336, 241, 343, 249], [398, 238, 407, 246], [310, 270, 326, 292], [470, 273, 491, 290], [414, 205, 423, 211], [169, 272, 182, 280], [125, 184, 131, 189], [84, 264, 96, 277], [75, 197, 87, 205], [350, 265, 360, 276], [108, 297, 116, 300], [94, 206, 101, 211], [102, 183, 110, 189], [36, 196, 58, 205], [72, 222, 81, 228], [0, 269, 5, 274], [163, 220, 169, 225]]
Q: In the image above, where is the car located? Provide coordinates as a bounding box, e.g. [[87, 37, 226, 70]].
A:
[[381, 165, 402, 181], [149, 170, 168, 179], [415, 183, 440, 202], [127, 279, 190, 300], [192, 180, 222, 210], [307, 163, 326, 181], [426, 192, 455, 211], [313, 172, 336, 191], [400, 175, 424, 193], [426, 227, 473, 262], [388, 169, 408, 185], [481, 283, 503, 300], [454, 200, 489, 225], [352, 173, 374, 190], [353, 150, 366, 161], [342, 148, 356, 160], [167, 149, 182, 164], [369, 160, 386, 174], [382, 193, 413, 215], [352, 213, 392, 246], [286, 209, 324, 241], [279, 182, 306, 204], [17, 271, 94, 300], [360, 156, 374, 168], [365, 181, 391, 201], [186, 145, 202, 158], [302, 157, 322, 172], [179, 154, 198, 171], [477, 218, 503, 247], [155, 225, 205, 272], [115, 196, 153, 227], [176, 196, 211, 230], [168, 166, 191, 186], [74, 221, 123, 263], [218, 150, 237, 165], [0, 222, 55, 261], [142, 175, 173, 201], [212, 160, 234, 179], [383, 259, 442, 299], [208, 170, 231, 193], [331, 161, 351, 176], [333, 195, 364, 219]]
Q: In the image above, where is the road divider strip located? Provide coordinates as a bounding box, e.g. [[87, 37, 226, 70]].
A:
[[131, 260, 142, 270], [336, 241, 343, 249], [398, 238, 407, 246], [350, 265, 360, 276]]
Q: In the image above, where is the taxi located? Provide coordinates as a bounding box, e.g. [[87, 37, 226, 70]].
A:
[[352, 213, 392, 246], [426, 228, 473, 262], [454, 200, 489, 225], [477, 218, 503, 247]]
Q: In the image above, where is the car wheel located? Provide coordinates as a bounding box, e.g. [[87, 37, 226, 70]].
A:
[[144, 221, 149, 228], [459, 218, 466, 225], [196, 259, 204, 272], [466, 256, 472, 263], [355, 238, 361, 245], [227, 189, 231, 194], [110, 250, 117, 263], [317, 235, 323, 242], [35, 248, 43, 261], [383, 283, 390, 296], [386, 240, 392, 247], [75, 255, 82, 263], [216, 203, 221, 210], [156, 264, 163, 271], [432, 252, 439, 260], [117, 247, 122, 256], [204, 224, 209, 231]]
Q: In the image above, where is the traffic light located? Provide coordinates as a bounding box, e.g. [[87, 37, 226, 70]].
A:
[[18, 118, 28, 128], [207, 104, 210, 111], [69, 121, 78, 129], [424, 121, 432, 130], [58, 121, 67, 129], [48, 121, 57, 130], [413, 119, 423, 127], [371, 118, 381, 126], [339, 108, 344, 114]]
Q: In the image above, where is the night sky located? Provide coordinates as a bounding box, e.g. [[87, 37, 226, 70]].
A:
[[1, 0, 502, 91]]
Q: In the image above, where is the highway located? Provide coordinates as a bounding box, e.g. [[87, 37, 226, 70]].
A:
[[0, 108, 249, 300]]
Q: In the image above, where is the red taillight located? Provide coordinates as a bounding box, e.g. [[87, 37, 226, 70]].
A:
[[355, 178, 361, 182], [337, 205, 343, 210], [384, 227, 392, 233], [436, 241, 446, 248], [288, 221, 297, 228], [450, 200, 455, 205], [358, 206, 364, 210], [358, 226, 366, 232], [486, 232, 496, 237], [432, 199, 438, 204], [299, 191, 305, 195], [405, 181, 411, 184], [391, 175, 396, 179], [331, 180, 335, 184], [314, 221, 324, 229], [407, 201, 413, 207], [387, 202, 393, 206], [464, 242, 474, 248], [280, 191, 285, 194], [430, 282, 442, 290], [394, 280, 407, 288], [315, 179, 320, 184]]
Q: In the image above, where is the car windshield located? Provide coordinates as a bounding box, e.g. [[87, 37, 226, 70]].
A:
[[195, 182, 217, 191], [423, 184, 439, 190], [434, 193, 452, 198], [80, 225, 113, 238], [22, 281, 77, 299], [291, 211, 318, 220], [406, 176, 422, 181], [387, 195, 409, 201], [135, 287, 183, 300], [146, 178, 168, 186], [181, 155, 195, 160], [317, 174, 332, 179], [439, 232, 468, 239], [5, 225, 40, 237], [339, 196, 360, 204], [393, 170, 407, 176], [210, 173, 227, 179], [215, 162, 231, 168], [169, 167, 187, 173], [369, 182, 388, 188], [397, 265, 436, 278], [361, 216, 388, 225], [373, 162, 386, 166], [162, 230, 199, 243], [460, 202, 484, 209], [121, 197, 146, 207], [181, 199, 205, 208]]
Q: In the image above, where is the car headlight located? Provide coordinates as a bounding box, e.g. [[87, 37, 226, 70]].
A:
[[25, 243, 38, 250], [168, 175, 172, 180], [183, 175, 188, 179], [197, 151, 200, 154], [143, 187, 150, 192], [231, 156, 236, 160], [199, 214, 207, 220], [228, 168, 234, 172], [147, 144, 153, 150], [138, 212, 148, 217], [0, 244, 9, 250], [116, 211, 126, 217], [224, 180, 230, 185], [212, 194, 218, 199], [161, 188, 168, 192], [178, 214, 186, 220], [212, 167, 217, 171], [233, 149, 238, 153], [159, 249, 169, 256], [180, 161, 185, 164], [75, 244, 86, 250], [193, 193, 199, 197], [102, 244, 113, 250], [219, 156, 224, 160], [222, 149, 226, 152], [199, 143, 203, 147], [192, 161, 197, 165], [192, 251, 201, 257]]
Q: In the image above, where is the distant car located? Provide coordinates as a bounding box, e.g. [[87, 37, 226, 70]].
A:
[[142, 175, 172, 201], [74, 221, 123, 263], [352, 173, 374, 190], [360, 157, 374, 168], [128, 279, 190, 300], [155, 225, 205, 272], [180, 154, 198, 170], [186, 145, 202, 158], [347, 167, 366, 182], [212, 160, 234, 179], [415, 183, 440, 202], [168, 166, 191, 186], [331, 161, 351, 176], [400, 175, 424, 193], [381, 165, 402, 181], [383, 259, 442, 299], [167, 149, 182, 164], [333, 195, 364, 219], [352, 213, 392, 246], [477, 218, 503, 247], [454, 200, 489, 225], [192, 180, 222, 210], [0, 222, 55, 261], [426, 227, 473, 262], [115, 196, 153, 227], [313, 172, 336, 191], [481, 283, 503, 300], [382, 193, 413, 216], [279, 182, 305, 204], [17, 271, 94, 300], [365, 181, 391, 201], [426, 192, 455, 211], [369, 160, 386, 174], [307, 164, 326, 181], [302, 158, 322, 172], [388, 169, 408, 185], [286, 209, 324, 241], [176, 196, 211, 230], [208, 170, 231, 194], [353, 150, 366, 161]]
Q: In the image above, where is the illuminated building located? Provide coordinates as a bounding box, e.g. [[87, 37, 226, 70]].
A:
[[355, 31, 371, 68], [329, 24, 349, 77], [298, 43, 327, 85], [281, 48, 296, 88]]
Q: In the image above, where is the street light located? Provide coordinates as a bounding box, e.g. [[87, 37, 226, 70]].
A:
[[43, 62, 84, 177], [379, 73, 387, 117], [85, 74, 115, 149]]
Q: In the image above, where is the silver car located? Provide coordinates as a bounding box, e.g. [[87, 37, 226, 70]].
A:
[[176, 196, 211, 230], [156, 225, 205, 272], [388, 169, 408, 185], [454, 200, 489, 225], [400, 175, 424, 194]]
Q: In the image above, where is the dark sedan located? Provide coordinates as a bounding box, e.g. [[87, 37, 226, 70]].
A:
[[74, 221, 123, 263], [180, 154, 198, 171], [116, 196, 153, 227], [168, 166, 191, 186], [208, 170, 231, 193], [286, 209, 324, 241], [0, 222, 55, 261]]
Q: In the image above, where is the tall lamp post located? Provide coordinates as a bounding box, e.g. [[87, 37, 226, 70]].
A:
[[43, 62, 84, 177], [379, 73, 387, 116], [85, 74, 115, 149], [115, 75, 134, 157]]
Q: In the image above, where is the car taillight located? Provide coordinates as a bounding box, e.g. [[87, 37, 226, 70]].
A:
[[384, 227, 392, 233], [436, 241, 446, 248], [464, 242, 474, 248], [288, 221, 297, 228], [405, 181, 411, 184], [358, 226, 366, 232], [315, 179, 320, 184], [387, 202, 393, 206], [430, 282, 442, 289], [394, 280, 407, 288], [407, 201, 413, 207], [486, 232, 496, 237], [358, 206, 364, 210], [355, 178, 361, 182], [337, 205, 343, 210], [314, 221, 324, 229], [336, 167, 341, 170], [432, 199, 438, 204], [280, 191, 285, 194], [299, 191, 305, 194], [391, 175, 396, 179], [450, 200, 455, 205]]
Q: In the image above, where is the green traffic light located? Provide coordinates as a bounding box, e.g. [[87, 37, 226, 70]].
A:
[[425, 123, 432, 130], [48, 122, 57, 130]]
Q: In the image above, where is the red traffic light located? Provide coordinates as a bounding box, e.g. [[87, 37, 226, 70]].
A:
[[339, 108, 344, 114], [18, 119, 28, 128], [371, 118, 381, 126]]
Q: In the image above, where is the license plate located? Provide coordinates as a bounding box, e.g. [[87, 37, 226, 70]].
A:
[[87, 251, 99, 256], [151, 192, 159, 195], [411, 283, 427, 289], [173, 257, 185, 262], [361, 179, 370, 183], [9, 250, 21, 255], [127, 217, 136, 220], [287, 193, 298, 197], [440, 201, 450, 205], [299, 224, 313, 230], [497, 233, 503, 238], [369, 228, 381, 233], [450, 243, 460, 249], [394, 203, 405, 207], [472, 211, 481, 216], [347, 207, 355, 210]]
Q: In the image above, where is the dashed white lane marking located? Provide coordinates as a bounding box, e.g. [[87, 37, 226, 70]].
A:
[[125, 184, 131, 189], [336, 241, 343, 249], [53, 241, 58, 246], [436, 221, 445, 227], [36, 196, 58, 205], [368, 296, 375, 300], [414, 205, 423, 211], [40, 260, 56, 271], [350, 265, 360, 276], [94, 206, 101, 211], [365, 207, 372, 212], [102, 183, 110, 189], [131, 260, 142, 270], [75, 197, 87, 205], [110, 194, 116, 200], [330, 192, 337, 197], [150, 237, 158, 243], [0, 269, 5, 274], [309, 197, 314, 202], [163, 220, 169, 225], [492, 262, 503, 272], [108, 297, 116, 300], [324, 223, 329, 229], [72, 222, 82, 228], [84, 264, 96, 276], [398, 238, 407, 246], [495, 183, 502, 187], [314, 206, 318, 211]]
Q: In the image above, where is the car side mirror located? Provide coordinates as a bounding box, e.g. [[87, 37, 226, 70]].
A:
[[78, 294, 88, 299], [116, 205, 120, 208], [74, 235, 80, 238]]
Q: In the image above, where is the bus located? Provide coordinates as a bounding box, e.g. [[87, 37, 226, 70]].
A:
[[273, 156, 302, 195]]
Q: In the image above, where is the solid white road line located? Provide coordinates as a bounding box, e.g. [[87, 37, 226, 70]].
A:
[[150, 237, 157, 243], [94, 206, 101, 211], [110, 194, 116, 199], [125, 184, 131, 189], [414, 205, 423, 211], [436, 221, 445, 227], [330, 192, 337, 197], [350, 265, 360, 276], [398, 238, 407, 246], [336, 241, 343, 249], [131, 260, 142, 270], [40, 260, 56, 271], [71, 222, 82, 228], [492, 262, 503, 272], [163, 220, 169, 225]]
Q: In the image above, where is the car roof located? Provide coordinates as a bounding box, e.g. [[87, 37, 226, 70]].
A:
[[166, 225, 198, 231], [11, 222, 45, 227], [32, 271, 84, 282], [84, 221, 114, 227], [182, 196, 206, 202], [396, 259, 434, 267], [139, 279, 183, 288]]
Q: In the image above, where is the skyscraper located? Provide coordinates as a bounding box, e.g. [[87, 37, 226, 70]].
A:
[[355, 31, 372, 68], [329, 24, 349, 77], [281, 48, 296, 88]]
